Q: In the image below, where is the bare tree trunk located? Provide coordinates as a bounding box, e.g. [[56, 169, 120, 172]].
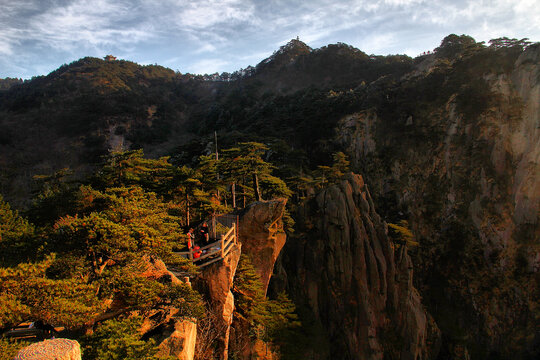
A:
[[253, 173, 261, 201], [232, 183, 236, 208], [215, 131, 220, 199], [195, 302, 229, 360], [212, 214, 216, 240], [186, 193, 190, 226], [242, 176, 246, 207]]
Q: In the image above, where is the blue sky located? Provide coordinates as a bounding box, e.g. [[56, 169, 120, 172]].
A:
[[1, 0, 539, 79]]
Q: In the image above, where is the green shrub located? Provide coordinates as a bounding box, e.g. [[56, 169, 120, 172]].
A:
[[0, 338, 30, 360], [81, 316, 162, 360]]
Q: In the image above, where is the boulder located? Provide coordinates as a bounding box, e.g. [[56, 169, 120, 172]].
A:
[[14, 339, 81, 360]]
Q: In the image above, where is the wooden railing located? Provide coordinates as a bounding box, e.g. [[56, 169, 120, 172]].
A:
[[175, 223, 237, 268]]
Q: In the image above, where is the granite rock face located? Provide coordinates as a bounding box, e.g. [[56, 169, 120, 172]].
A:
[[14, 339, 81, 360], [333, 45, 540, 358], [196, 244, 241, 360], [238, 198, 288, 293], [227, 199, 288, 360], [193, 200, 289, 360], [280, 173, 439, 359], [156, 319, 197, 360]]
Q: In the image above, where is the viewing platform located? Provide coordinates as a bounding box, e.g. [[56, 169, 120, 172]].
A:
[[174, 214, 239, 268]]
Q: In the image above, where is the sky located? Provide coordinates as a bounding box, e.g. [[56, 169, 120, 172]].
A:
[[1, 0, 539, 79]]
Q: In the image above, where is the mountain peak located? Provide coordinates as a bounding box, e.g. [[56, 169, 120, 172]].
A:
[[257, 38, 312, 69], [276, 38, 312, 57]]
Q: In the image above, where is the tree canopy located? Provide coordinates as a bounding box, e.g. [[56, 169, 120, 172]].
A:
[[0, 145, 295, 356]]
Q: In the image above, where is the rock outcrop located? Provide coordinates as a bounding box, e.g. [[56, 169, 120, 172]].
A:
[[193, 199, 288, 360], [238, 198, 288, 292], [156, 319, 197, 360], [227, 199, 288, 360], [14, 339, 81, 360], [195, 243, 241, 360], [139, 254, 182, 285], [138, 255, 197, 360], [279, 173, 439, 359]]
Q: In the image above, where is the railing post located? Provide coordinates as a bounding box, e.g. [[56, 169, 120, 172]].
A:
[[233, 223, 237, 245], [221, 235, 225, 258]]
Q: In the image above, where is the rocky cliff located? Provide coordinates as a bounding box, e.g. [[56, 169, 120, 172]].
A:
[[195, 244, 241, 360], [238, 198, 288, 292], [194, 199, 287, 360], [277, 173, 439, 359], [334, 44, 540, 358]]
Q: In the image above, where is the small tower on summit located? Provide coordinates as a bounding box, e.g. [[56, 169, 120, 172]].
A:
[[104, 55, 117, 61]]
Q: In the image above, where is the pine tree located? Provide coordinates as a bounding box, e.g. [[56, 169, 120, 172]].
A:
[[0, 195, 36, 264], [29, 168, 78, 226], [233, 255, 268, 327], [93, 150, 174, 196], [220, 142, 291, 207], [0, 255, 103, 329], [331, 151, 350, 178], [173, 165, 207, 226], [53, 185, 187, 276], [220, 142, 271, 207], [388, 220, 419, 247], [232, 255, 300, 353], [316, 151, 350, 187], [81, 316, 160, 360]]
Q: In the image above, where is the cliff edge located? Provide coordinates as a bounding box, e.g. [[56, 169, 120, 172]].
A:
[[279, 173, 439, 359]]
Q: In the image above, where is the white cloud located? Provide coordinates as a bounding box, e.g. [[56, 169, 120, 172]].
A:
[[29, 0, 154, 51], [194, 43, 218, 54], [176, 0, 256, 29], [0, 0, 158, 60], [383, 0, 425, 6], [0, 0, 38, 15], [0, 29, 20, 55]]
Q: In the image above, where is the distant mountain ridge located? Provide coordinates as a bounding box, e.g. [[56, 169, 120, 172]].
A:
[[0, 38, 416, 207]]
